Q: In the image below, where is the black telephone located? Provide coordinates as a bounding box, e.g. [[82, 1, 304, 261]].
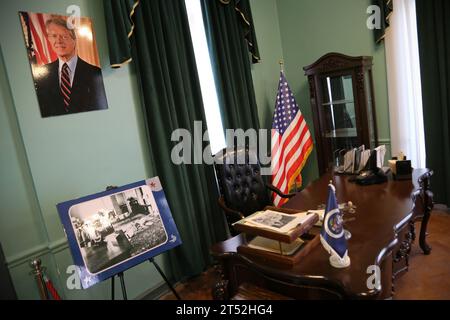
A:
[[354, 150, 388, 185]]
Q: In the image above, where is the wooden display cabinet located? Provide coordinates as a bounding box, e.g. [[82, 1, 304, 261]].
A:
[[304, 52, 378, 175]]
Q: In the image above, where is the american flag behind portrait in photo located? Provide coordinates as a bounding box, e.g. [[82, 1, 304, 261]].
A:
[[271, 71, 314, 207], [20, 12, 58, 65]]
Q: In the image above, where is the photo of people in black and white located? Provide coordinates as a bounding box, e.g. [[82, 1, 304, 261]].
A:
[[69, 186, 168, 274], [19, 12, 108, 118], [253, 211, 296, 229]]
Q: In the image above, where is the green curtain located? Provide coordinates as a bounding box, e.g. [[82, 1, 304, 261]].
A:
[[416, 0, 450, 207], [200, 0, 261, 133], [104, 0, 228, 280], [232, 0, 260, 64], [372, 0, 393, 43]]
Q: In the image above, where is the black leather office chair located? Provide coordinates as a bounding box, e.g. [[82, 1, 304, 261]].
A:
[[213, 148, 296, 236]]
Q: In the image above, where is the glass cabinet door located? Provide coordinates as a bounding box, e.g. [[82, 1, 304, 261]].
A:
[[320, 75, 358, 168]]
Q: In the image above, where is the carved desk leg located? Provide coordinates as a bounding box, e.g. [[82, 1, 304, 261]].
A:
[[212, 263, 229, 300], [419, 189, 433, 255], [418, 172, 434, 255]]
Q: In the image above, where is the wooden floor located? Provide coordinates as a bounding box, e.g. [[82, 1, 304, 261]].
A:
[[160, 210, 450, 300], [394, 211, 450, 299]]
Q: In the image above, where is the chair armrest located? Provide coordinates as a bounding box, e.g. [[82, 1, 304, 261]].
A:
[[266, 183, 296, 199], [218, 196, 245, 221]]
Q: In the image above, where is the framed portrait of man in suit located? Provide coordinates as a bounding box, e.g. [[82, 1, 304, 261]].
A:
[[19, 12, 108, 118]]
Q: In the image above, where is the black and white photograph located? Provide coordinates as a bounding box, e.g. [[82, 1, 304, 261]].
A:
[[68, 185, 167, 274], [57, 178, 182, 289], [251, 210, 296, 230], [238, 210, 307, 234]]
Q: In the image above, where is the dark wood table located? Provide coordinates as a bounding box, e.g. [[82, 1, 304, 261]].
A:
[[210, 169, 434, 300]]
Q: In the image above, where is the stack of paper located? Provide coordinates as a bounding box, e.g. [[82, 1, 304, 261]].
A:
[[358, 149, 371, 172], [375, 145, 386, 168]]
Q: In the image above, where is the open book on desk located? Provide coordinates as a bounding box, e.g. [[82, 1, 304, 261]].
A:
[[233, 209, 319, 243]]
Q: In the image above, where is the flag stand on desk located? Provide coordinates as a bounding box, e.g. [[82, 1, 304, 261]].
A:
[[320, 183, 351, 268], [271, 65, 313, 207]]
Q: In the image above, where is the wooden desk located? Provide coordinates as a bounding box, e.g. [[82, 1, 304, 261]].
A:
[[210, 169, 434, 300]]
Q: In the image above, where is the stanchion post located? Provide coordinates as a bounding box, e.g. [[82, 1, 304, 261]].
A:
[[30, 258, 49, 300]]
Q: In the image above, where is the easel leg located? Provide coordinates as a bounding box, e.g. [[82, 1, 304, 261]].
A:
[[118, 272, 128, 300], [149, 258, 181, 300], [111, 276, 115, 300]]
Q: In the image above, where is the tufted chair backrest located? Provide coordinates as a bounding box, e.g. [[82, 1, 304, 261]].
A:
[[214, 148, 271, 219]]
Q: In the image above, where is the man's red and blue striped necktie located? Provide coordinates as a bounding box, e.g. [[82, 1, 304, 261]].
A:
[[60, 63, 71, 111]]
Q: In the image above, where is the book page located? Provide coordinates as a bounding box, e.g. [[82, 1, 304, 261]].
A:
[[236, 210, 312, 234]]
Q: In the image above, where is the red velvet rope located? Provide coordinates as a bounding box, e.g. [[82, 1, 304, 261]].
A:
[[43, 274, 61, 300]]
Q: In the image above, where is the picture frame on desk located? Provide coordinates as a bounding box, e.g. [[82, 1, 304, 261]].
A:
[[236, 210, 307, 234], [233, 206, 320, 266], [233, 206, 319, 243]]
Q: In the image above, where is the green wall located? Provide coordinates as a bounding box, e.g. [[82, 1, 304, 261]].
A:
[[0, 0, 163, 299], [251, 0, 391, 183], [250, 0, 284, 131]]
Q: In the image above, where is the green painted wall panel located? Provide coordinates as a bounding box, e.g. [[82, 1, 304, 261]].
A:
[[250, 0, 284, 131], [251, 0, 391, 183], [276, 0, 391, 175], [0, 47, 47, 260]]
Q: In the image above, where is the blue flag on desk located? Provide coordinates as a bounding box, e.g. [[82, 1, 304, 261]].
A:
[[320, 184, 348, 259]]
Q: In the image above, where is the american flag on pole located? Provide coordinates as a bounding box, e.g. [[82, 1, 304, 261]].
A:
[[271, 71, 313, 207]]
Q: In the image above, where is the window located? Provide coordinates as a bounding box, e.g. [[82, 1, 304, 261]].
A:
[[185, 0, 226, 155], [385, 0, 426, 168]]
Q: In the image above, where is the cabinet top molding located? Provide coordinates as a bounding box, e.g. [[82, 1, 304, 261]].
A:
[[304, 52, 373, 75]]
